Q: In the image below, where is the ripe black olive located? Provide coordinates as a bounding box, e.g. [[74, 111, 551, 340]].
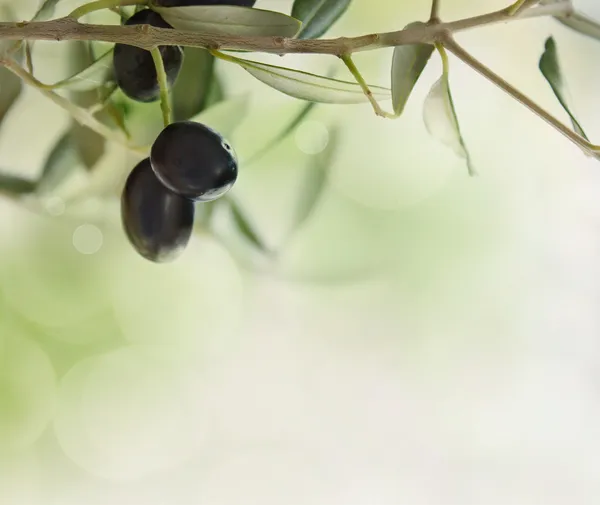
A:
[[121, 158, 195, 262], [154, 0, 256, 6], [113, 9, 183, 103], [150, 121, 238, 202]]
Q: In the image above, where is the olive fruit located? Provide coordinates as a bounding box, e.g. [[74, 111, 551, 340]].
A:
[[113, 9, 183, 103], [121, 158, 195, 262], [150, 121, 238, 202], [154, 0, 256, 6]]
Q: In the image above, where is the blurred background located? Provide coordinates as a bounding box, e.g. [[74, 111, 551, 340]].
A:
[[1, 0, 600, 503]]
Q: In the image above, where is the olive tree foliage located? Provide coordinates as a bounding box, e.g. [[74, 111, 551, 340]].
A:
[[0, 0, 598, 259]]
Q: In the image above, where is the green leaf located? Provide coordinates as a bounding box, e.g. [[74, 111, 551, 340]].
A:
[[228, 198, 267, 252], [292, 125, 338, 231], [0, 172, 36, 195], [291, 0, 351, 39], [48, 48, 113, 92], [153, 5, 301, 38], [172, 48, 215, 121], [37, 130, 81, 195], [189, 94, 249, 139], [391, 24, 434, 116], [423, 67, 474, 175], [539, 36, 590, 141], [224, 55, 390, 103]]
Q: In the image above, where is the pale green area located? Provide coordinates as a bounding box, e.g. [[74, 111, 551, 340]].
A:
[[0, 0, 600, 503]]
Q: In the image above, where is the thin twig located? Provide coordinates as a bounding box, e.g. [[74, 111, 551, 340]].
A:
[[430, 0, 441, 22], [442, 36, 600, 155]]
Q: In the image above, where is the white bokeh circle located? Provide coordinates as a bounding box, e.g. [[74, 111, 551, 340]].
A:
[[54, 346, 209, 480], [72, 224, 103, 255], [295, 120, 330, 155]]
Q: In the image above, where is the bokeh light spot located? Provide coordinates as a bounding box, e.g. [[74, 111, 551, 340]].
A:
[[72, 224, 103, 255]]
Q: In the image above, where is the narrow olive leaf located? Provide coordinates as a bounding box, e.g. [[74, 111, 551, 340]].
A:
[[227, 56, 390, 103], [0, 172, 37, 195], [292, 126, 338, 231], [189, 94, 249, 138], [539, 36, 589, 139], [228, 198, 267, 252], [154, 5, 301, 38], [172, 48, 215, 121], [292, 0, 351, 39], [391, 24, 434, 116], [37, 130, 81, 194], [423, 73, 474, 175], [48, 49, 114, 92]]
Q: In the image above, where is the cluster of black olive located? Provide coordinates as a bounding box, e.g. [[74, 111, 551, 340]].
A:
[[122, 122, 238, 262], [114, 1, 254, 262]]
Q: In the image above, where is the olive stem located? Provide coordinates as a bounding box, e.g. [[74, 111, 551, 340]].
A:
[[340, 53, 396, 118], [69, 0, 148, 20], [0, 57, 146, 155], [442, 36, 600, 156], [151, 47, 172, 127], [0, 1, 572, 55]]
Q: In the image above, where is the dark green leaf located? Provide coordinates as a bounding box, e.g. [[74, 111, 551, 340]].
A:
[[292, 0, 351, 39], [292, 125, 338, 231], [228, 198, 267, 252], [539, 36, 589, 139], [391, 23, 434, 116], [0, 172, 36, 195], [423, 60, 474, 175], [172, 48, 215, 121], [37, 131, 81, 194]]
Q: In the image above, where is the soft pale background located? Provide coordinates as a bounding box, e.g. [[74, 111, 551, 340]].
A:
[[1, 0, 600, 503]]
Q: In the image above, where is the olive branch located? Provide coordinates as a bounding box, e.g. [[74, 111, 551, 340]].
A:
[[0, 0, 598, 261]]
